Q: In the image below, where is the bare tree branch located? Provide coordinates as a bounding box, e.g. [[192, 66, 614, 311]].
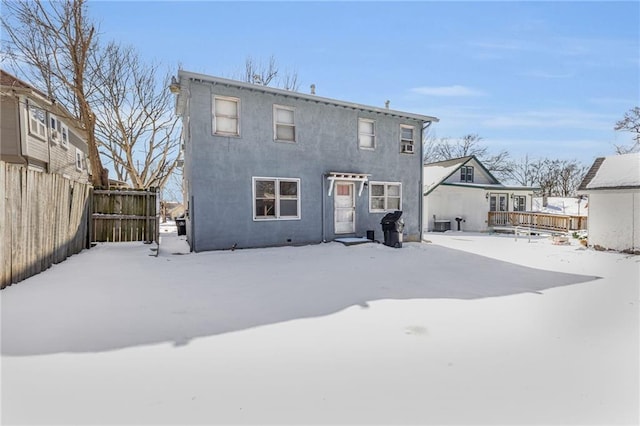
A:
[[614, 106, 640, 154], [91, 43, 180, 190], [2, 0, 108, 187]]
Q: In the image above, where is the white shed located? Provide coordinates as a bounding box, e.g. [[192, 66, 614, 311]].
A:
[[578, 152, 640, 253]]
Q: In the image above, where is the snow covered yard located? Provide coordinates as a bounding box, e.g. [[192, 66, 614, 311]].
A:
[[1, 231, 638, 425]]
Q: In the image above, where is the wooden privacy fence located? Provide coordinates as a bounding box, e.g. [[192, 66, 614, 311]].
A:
[[488, 211, 587, 233], [1, 162, 91, 289], [91, 189, 159, 243]]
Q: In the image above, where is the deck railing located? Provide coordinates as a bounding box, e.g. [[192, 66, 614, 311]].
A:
[[488, 211, 587, 233]]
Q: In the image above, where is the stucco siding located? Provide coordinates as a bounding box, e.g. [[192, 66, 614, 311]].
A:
[[588, 191, 639, 252], [184, 81, 424, 251]]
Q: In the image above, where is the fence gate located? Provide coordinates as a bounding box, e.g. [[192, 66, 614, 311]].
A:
[[91, 188, 159, 243]]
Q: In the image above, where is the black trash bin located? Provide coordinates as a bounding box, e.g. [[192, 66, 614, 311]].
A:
[[175, 217, 186, 236], [380, 210, 404, 248]]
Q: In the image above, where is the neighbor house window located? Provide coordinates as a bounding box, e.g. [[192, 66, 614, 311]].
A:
[[490, 194, 508, 212], [400, 125, 414, 154], [75, 148, 84, 171], [358, 118, 375, 149], [28, 103, 47, 140], [213, 96, 239, 136], [370, 182, 402, 212], [513, 195, 526, 212], [273, 105, 295, 142], [253, 177, 300, 220], [50, 116, 69, 148], [460, 166, 474, 182]]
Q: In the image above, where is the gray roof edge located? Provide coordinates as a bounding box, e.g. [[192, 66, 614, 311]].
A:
[[178, 70, 439, 123]]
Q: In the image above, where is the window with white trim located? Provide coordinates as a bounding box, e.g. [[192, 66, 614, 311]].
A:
[[49, 116, 70, 148], [369, 182, 402, 212], [460, 166, 474, 182], [213, 96, 239, 136], [513, 195, 526, 212], [400, 125, 414, 154], [75, 148, 84, 171], [358, 118, 375, 149], [253, 177, 300, 220], [273, 105, 296, 142], [28, 103, 47, 139]]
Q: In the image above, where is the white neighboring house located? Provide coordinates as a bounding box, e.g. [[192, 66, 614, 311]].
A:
[[578, 152, 640, 253], [423, 156, 538, 232]]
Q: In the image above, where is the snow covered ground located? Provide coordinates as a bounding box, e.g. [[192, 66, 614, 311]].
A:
[[532, 196, 588, 216], [1, 229, 638, 425]]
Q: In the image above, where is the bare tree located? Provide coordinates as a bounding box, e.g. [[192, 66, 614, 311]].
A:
[[424, 133, 512, 180], [535, 158, 587, 197], [556, 160, 588, 197], [240, 55, 300, 91], [536, 159, 560, 196], [244, 55, 278, 86], [91, 43, 180, 190], [614, 106, 640, 154], [506, 155, 542, 187], [2, 0, 108, 187]]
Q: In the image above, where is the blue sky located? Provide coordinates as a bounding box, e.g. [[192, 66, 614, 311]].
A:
[[90, 1, 639, 165]]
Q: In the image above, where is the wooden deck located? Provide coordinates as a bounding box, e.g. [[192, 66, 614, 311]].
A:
[[488, 211, 587, 234]]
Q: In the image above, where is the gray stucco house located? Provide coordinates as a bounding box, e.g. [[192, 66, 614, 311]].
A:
[[171, 70, 438, 252]]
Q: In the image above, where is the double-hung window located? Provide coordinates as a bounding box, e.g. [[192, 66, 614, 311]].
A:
[[213, 96, 239, 136], [460, 166, 474, 182], [370, 182, 402, 212], [273, 105, 295, 142], [400, 125, 415, 154], [28, 103, 47, 140], [358, 118, 375, 149], [75, 148, 84, 171], [253, 177, 300, 220]]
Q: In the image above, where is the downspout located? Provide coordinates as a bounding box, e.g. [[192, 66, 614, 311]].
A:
[[46, 111, 52, 173], [321, 173, 326, 242], [420, 121, 433, 242]]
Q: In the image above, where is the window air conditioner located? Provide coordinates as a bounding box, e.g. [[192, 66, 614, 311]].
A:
[[402, 143, 414, 154], [51, 129, 59, 141]]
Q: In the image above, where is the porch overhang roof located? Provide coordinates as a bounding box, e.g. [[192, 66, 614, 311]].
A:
[[326, 172, 371, 197]]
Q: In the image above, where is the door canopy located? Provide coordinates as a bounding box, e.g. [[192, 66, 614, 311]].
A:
[[326, 172, 370, 197]]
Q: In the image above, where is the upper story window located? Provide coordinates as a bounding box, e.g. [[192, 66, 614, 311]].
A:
[[28, 103, 47, 140], [358, 118, 375, 150], [273, 105, 296, 142], [50, 116, 70, 148], [253, 177, 300, 220], [400, 125, 415, 154], [213, 96, 239, 136], [75, 148, 85, 171], [370, 182, 402, 212], [460, 166, 474, 182]]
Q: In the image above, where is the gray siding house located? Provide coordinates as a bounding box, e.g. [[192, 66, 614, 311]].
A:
[[0, 70, 90, 183], [171, 71, 438, 252]]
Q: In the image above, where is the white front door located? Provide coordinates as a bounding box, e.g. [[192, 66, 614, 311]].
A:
[[334, 182, 355, 234]]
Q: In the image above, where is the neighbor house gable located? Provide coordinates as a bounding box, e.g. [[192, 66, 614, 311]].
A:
[[423, 155, 501, 195]]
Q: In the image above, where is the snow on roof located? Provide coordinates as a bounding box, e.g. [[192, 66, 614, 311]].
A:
[[581, 152, 640, 190], [423, 163, 461, 193]]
